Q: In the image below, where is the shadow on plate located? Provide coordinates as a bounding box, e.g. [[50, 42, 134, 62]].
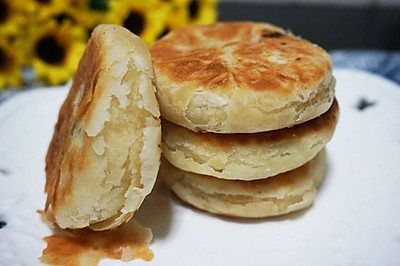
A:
[[160, 152, 336, 226], [168, 192, 311, 225], [135, 150, 335, 230], [134, 179, 174, 240]]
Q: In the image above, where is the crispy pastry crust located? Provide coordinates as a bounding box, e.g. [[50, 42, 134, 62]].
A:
[[160, 150, 326, 218], [45, 25, 161, 230], [150, 22, 334, 133], [162, 99, 338, 180]]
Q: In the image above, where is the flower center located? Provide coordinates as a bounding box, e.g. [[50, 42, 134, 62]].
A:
[[35, 36, 66, 65], [35, 0, 51, 4], [189, 0, 199, 19], [0, 47, 12, 72], [0, 0, 9, 23], [157, 28, 169, 39], [123, 11, 144, 36], [0, 48, 7, 69], [54, 13, 75, 24]]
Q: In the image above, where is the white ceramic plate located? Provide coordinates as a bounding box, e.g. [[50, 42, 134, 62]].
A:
[[1, 69, 400, 266]]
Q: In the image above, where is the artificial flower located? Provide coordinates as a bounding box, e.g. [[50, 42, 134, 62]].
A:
[[16, 0, 72, 22], [0, 0, 26, 36], [0, 38, 23, 89], [186, 0, 218, 25], [0, 0, 219, 89], [107, 0, 171, 45], [66, 0, 107, 31], [167, 0, 217, 28], [164, 0, 190, 31], [27, 20, 86, 85]]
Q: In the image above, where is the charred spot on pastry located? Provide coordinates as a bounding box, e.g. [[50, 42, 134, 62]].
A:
[[356, 98, 376, 111], [261, 30, 283, 38]]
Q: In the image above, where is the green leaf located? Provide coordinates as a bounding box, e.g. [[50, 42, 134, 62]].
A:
[[89, 0, 109, 11]]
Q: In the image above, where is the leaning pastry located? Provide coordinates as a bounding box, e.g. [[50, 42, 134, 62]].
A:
[[44, 24, 161, 231]]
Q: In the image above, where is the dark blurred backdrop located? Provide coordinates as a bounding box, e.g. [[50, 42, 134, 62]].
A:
[[218, 2, 400, 50]]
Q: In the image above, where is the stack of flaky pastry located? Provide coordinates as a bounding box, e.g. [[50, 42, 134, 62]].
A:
[[150, 22, 339, 218]]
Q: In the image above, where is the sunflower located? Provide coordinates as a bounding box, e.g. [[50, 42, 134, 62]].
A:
[[16, 0, 99, 36], [0, 38, 23, 90], [159, 0, 217, 38], [185, 0, 218, 25], [107, 0, 171, 45], [16, 0, 72, 23], [68, 8, 105, 33], [0, 0, 26, 36], [66, 0, 108, 31], [163, 0, 189, 31], [27, 20, 86, 86]]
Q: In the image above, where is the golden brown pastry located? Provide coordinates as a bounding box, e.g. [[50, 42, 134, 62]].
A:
[[161, 99, 338, 180], [150, 22, 334, 133], [44, 24, 161, 230], [160, 150, 326, 218]]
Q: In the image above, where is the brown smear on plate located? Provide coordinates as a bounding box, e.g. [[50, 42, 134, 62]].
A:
[[39, 219, 154, 265]]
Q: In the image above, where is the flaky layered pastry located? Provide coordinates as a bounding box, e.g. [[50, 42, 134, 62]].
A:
[[45, 25, 161, 230], [162, 99, 338, 180], [160, 150, 326, 218], [150, 22, 334, 133]]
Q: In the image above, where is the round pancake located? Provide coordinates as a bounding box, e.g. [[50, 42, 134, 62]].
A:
[[162, 99, 338, 180], [44, 24, 161, 230], [159, 150, 326, 218], [150, 22, 334, 133]]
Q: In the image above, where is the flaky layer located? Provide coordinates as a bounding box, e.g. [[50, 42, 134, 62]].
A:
[[150, 22, 334, 133], [160, 150, 326, 218], [162, 99, 338, 180], [45, 25, 161, 230]]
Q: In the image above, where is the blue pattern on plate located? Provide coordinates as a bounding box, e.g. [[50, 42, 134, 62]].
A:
[[330, 50, 400, 85]]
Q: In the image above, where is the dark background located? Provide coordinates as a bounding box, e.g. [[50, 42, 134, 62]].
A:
[[218, 2, 400, 51]]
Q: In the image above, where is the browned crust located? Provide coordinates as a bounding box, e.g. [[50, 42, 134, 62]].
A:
[[45, 25, 162, 230], [163, 98, 339, 147], [159, 149, 327, 218], [149, 22, 333, 133], [44, 27, 104, 211], [150, 22, 331, 94]]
